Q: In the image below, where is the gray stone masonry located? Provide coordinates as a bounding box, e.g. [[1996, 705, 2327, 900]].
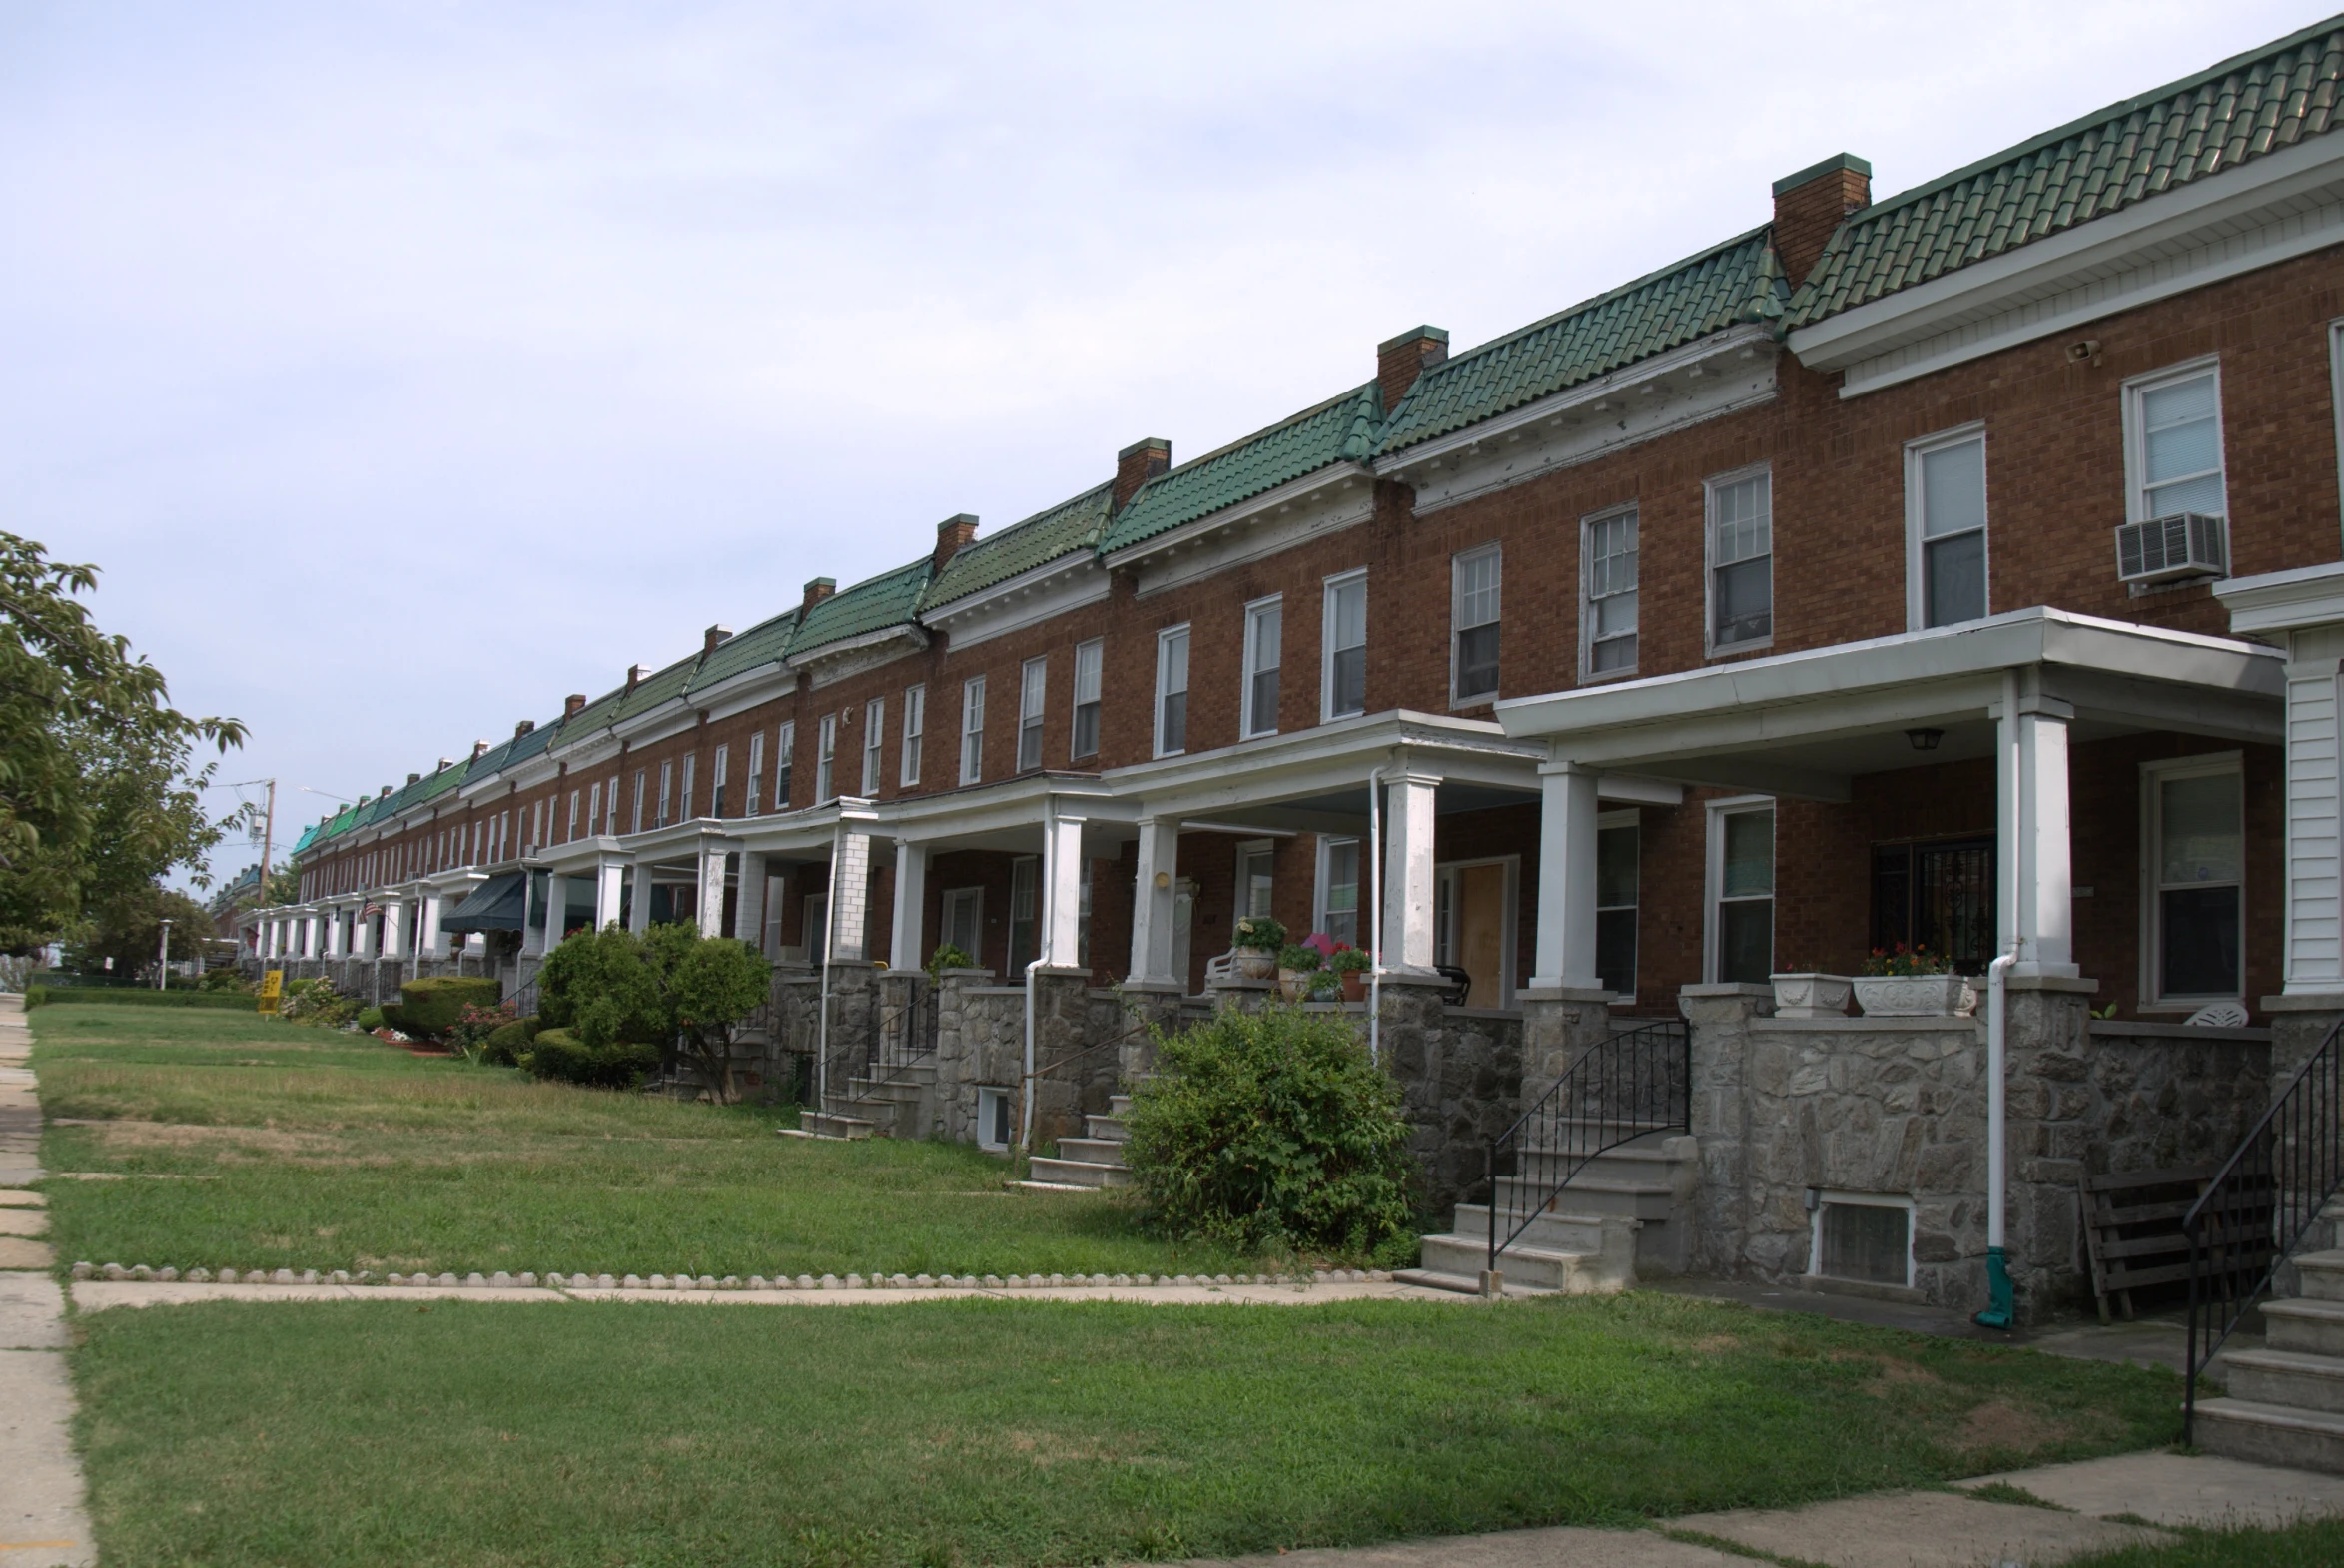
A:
[[928, 969, 1120, 1149], [1519, 987, 1617, 1107], [932, 970, 1022, 1146], [1377, 979, 1524, 1214], [1205, 975, 1273, 1015]]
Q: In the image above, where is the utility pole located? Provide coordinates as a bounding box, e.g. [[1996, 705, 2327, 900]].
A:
[[156, 919, 173, 990], [258, 780, 276, 905]]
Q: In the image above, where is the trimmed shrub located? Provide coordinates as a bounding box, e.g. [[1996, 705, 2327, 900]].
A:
[[481, 1016, 539, 1066], [355, 1007, 385, 1032], [527, 1028, 657, 1089], [1123, 1006, 1419, 1263], [536, 926, 661, 1048], [397, 976, 502, 1037], [27, 987, 255, 1012], [197, 968, 253, 993], [378, 1003, 411, 1035]]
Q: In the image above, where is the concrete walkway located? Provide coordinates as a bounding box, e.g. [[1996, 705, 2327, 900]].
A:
[[73, 1275, 1465, 1310], [0, 995, 92, 1568]]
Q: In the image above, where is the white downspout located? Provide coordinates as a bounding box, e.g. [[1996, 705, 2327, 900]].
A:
[[1977, 668, 2020, 1329], [1020, 793, 1057, 1151], [1367, 765, 1383, 1065], [816, 819, 842, 1112]]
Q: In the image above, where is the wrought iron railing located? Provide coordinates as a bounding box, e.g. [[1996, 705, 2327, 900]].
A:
[[1485, 1018, 1690, 1275], [2184, 1013, 2342, 1441]]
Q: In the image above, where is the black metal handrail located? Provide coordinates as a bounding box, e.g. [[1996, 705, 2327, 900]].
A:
[[2184, 1012, 2344, 1441], [1486, 1018, 1690, 1275]]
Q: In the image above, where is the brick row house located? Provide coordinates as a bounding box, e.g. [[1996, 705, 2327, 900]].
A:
[[250, 20, 2344, 1344]]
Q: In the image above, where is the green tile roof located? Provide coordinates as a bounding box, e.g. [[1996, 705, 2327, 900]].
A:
[[787, 557, 934, 658], [925, 484, 1115, 609], [1099, 385, 1383, 555], [1377, 227, 1788, 455], [685, 608, 799, 694], [612, 651, 696, 723], [1790, 17, 2344, 329]]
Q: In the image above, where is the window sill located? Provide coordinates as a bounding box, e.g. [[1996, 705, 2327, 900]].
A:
[[1240, 729, 1278, 743], [1579, 665, 1640, 687], [1448, 694, 1497, 713], [1706, 639, 1774, 661]]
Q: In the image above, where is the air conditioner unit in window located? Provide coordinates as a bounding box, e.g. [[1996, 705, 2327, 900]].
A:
[[2115, 512, 2227, 586]]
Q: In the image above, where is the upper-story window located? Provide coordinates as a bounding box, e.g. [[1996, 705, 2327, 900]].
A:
[[1450, 547, 1502, 704], [682, 754, 698, 821], [744, 732, 764, 816], [588, 782, 603, 838], [863, 698, 885, 795], [566, 789, 579, 841], [816, 714, 838, 804], [1584, 508, 1639, 677], [1706, 467, 1773, 654], [960, 676, 985, 785], [1072, 640, 1102, 761], [1019, 657, 1047, 772], [1908, 427, 1987, 629], [1323, 570, 1367, 719], [657, 762, 674, 828], [2126, 361, 2227, 524], [631, 771, 646, 834], [711, 745, 729, 817], [1156, 626, 1190, 757], [901, 684, 924, 787], [1243, 598, 1281, 738], [774, 723, 793, 810]]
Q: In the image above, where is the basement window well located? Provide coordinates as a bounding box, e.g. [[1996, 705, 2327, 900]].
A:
[[976, 1087, 1013, 1153], [1811, 1193, 1914, 1288]]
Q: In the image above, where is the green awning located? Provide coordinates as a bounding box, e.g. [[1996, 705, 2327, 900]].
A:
[[442, 873, 526, 934]]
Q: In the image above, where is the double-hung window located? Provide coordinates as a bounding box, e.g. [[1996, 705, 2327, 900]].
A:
[[901, 684, 924, 787], [1018, 657, 1047, 771], [680, 755, 696, 821], [1908, 428, 1987, 628], [1071, 640, 1102, 760], [816, 714, 838, 804], [960, 676, 985, 785], [744, 732, 764, 816], [1243, 598, 1281, 738], [1707, 800, 1775, 984], [1155, 626, 1190, 757], [2144, 754, 2243, 1003], [657, 762, 674, 828], [774, 723, 793, 809], [1584, 508, 1639, 676], [863, 698, 885, 795], [1317, 836, 1361, 948], [1322, 570, 1367, 719], [588, 782, 603, 838], [2126, 361, 2227, 526], [711, 745, 729, 817], [566, 790, 579, 841], [1597, 813, 1640, 998], [1008, 856, 1039, 973], [1707, 468, 1773, 653], [1452, 547, 1501, 702], [631, 771, 646, 834]]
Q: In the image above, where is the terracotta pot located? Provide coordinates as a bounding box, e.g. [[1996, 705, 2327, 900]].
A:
[[1853, 974, 1976, 1018], [1340, 971, 1367, 1003]]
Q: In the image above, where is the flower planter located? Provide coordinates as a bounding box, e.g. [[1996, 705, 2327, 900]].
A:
[[1339, 971, 1367, 1003], [1276, 968, 1314, 1004], [1234, 950, 1277, 981], [1853, 974, 1977, 1018], [1770, 973, 1853, 1020]]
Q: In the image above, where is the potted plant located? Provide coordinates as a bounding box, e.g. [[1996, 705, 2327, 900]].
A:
[[1327, 945, 1372, 1002], [1769, 971, 1853, 1019], [1305, 967, 1345, 1003], [1231, 916, 1286, 981], [1853, 945, 1976, 1018], [1275, 943, 1322, 1004]]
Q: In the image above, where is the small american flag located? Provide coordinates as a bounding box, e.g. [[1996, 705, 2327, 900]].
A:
[[360, 902, 385, 918]]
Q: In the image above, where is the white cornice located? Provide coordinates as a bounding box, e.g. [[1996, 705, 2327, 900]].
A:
[[785, 624, 928, 675], [1790, 131, 2344, 396], [922, 556, 1110, 649], [2215, 561, 2344, 635], [1101, 463, 1373, 579], [788, 627, 926, 690]]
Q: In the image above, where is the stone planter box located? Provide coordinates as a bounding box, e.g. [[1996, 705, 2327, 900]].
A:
[[1234, 950, 1276, 981], [1854, 974, 1976, 1018], [1770, 973, 1852, 1019]]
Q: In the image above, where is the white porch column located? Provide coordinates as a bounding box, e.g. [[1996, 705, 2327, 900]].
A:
[[381, 898, 409, 960], [830, 827, 874, 962], [519, 874, 542, 957], [735, 851, 769, 953], [593, 858, 628, 933], [323, 908, 345, 958], [1129, 816, 1180, 986], [268, 919, 285, 960], [299, 915, 318, 959], [1530, 760, 1605, 992], [1381, 771, 1441, 974], [1999, 688, 2079, 978], [417, 894, 445, 960], [628, 862, 655, 934], [1041, 811, 1087, 969], [353, 907, 377, 960], [541, 873, 569, 950], [695, 841, 727, 939], [887, 841, 926, 970]]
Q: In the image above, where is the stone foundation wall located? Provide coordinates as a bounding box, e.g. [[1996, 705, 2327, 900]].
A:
[[933, 971, 1025, 1144], [1377, 982, 1525, 1213]]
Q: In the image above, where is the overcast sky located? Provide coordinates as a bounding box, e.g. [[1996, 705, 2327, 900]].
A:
[[1, 1, 2323, 886]]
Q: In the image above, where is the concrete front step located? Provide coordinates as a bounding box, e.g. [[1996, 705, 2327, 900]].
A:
[[1026, 1157, 1131, 1188], [1056, 1137, 1128, 1166], [1491, 1172, 1680, 1224], [1416, 1230, 1633, 1295], [1086, 1114, 1130, 1141], [798, 1111, 876, 1140], [2266, 1298, 2344, 1358], [2225, 1348, 2344, 1414], [2192, 1396, 2344, 1473], [1449, 1202, 1614, 1256], [1109, 1094, 1136, 1118], [2298, 1249, 2344, 1302]]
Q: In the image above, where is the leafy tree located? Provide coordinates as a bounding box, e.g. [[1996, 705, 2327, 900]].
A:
[[535, 924, 663, 1050], [641, 923, 773, 1104], [77, 884, 215, 980], [0, 532, 244, 952]]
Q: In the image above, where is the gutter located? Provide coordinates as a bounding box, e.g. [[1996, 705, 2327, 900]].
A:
[[1975, 668, 2019, 1332]]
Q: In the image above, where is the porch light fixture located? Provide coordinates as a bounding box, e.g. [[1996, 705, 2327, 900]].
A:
[[1905, 728, 1944, 752]]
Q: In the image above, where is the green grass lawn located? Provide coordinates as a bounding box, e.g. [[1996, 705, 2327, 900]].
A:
[[31, 1004, 1253, 1278], [72, 1291, 2182, 1568], [2062, 1519, 2344, 1567]]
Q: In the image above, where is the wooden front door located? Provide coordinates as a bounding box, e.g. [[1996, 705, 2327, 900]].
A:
[[1456, 862, 1508, 1009]]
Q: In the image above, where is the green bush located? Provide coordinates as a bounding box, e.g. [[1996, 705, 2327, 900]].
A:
[[22, 985, 46, 1008], [537, 927, 661, 1048], [1232, 915, 1285, 952], [526, 1027, 658, 1089], [397, 976, 502, 1037], [24, 987, 255, 1012], [927, 943, 976, 975], [379, 1003, 411, 1035], [355, 1007, 385, 1032], [197, 967, 253, 993], [1275, 944, 1321, 972], [481, 1016, 539, 1066], [1123, 1006, 1419, 1263]]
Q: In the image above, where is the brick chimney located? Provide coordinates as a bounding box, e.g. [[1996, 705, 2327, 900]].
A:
[[407, 772, 420, 785], [471, 740, 489, 759], [933, 513, 980, 574], [703, 624, 732, 655], [1377, 326, 1449, 415], [514, 719, 535, 738], [563, 693, 586, 719], [802, 577, 836, 612], [624, 664, 645, 695], [1114, 437, 1171, 512], [1772, 153, 1871, 287]]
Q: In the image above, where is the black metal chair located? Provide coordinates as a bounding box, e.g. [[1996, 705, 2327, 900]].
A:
[[1434, 965, 1472, 1007]]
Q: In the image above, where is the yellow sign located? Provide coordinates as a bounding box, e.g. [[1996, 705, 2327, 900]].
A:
[[257, 970, 283, 1015]]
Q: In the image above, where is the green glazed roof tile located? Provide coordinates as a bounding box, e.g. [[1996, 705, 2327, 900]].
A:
[[924, 484, 1115, 610], [1376, 227, 1787, 455], [1790, 17, 2344, 328], [787, 557, 934, 658], [612, 652, 696, 723], [686, 608, 800, 694], [1099, 386, 1383, 555]]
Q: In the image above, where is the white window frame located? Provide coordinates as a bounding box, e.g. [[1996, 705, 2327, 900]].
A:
[[1431, 854, 1519, 1008], [816, 714, 838, 804], [940, 887, 984, 961], [745, 732, 764, 817], [680, 754, 696, 821], [1905, 424, 1989, 631], [1242, 595, 1282, 739], [1581, 505, 1640, 682], [587, 782, 602, 840], [1071, 640, 1103, 761], [900, 684, 924, 787], [1596, 807, 1640, 1001], [1018, 656, 1047, 772], [656, 761, 674, 828], [1321, 569, 1368, 722], [1808, 1192, 1916, 1289], [1703, 794, 1776, 984], [1314, 834, 1363, 949], [1233, 839, 1276, 928], [863, 697, 885, 796], [566, 789, 579, 841], [2331, 321, 2344, 544], [773, 723, 793, 811], [1704, 464, 1774, 658], [2138, 750, 2246, 1009], [712, 745, 730, 817], [975, 1085, 1013, 1153], [1450, 545, 1501, 707], [959, 676, 985, 786], [631, 772, 645, 834], [2123, 356, 2228, 526], [1155, 625, 1190, 758]]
